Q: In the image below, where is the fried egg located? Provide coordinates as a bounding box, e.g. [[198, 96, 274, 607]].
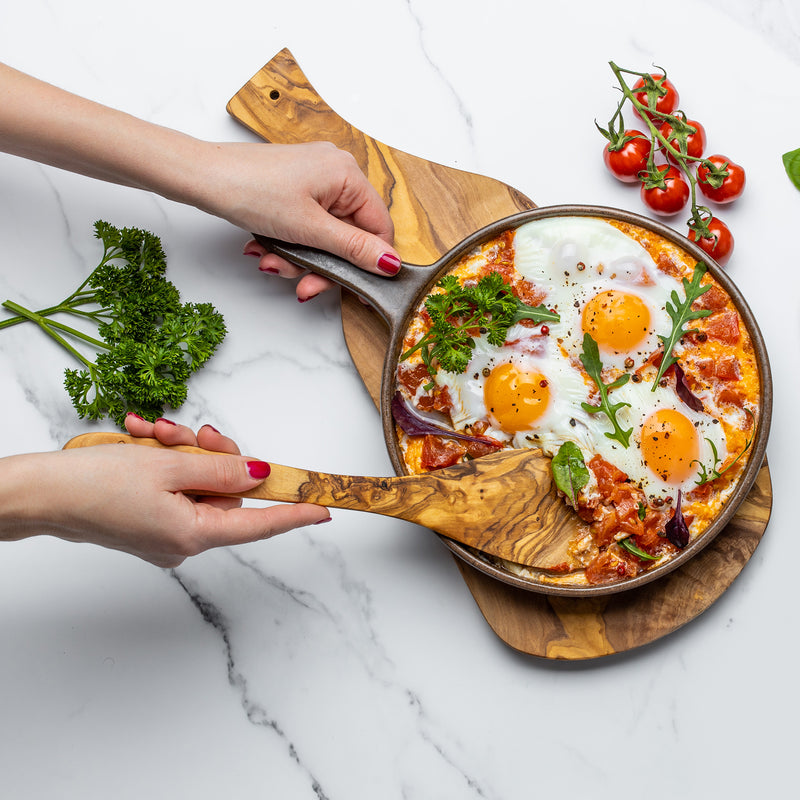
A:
[[582, 378, 728, 499], [514, 217, 678, 371], [434, 330, 590, 440]]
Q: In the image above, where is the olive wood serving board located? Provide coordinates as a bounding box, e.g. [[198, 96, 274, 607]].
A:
[[226, 49, 773, 659]]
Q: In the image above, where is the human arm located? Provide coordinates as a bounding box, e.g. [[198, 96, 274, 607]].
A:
[[0, 62, 399, 299], [0, 416, 330, 567]]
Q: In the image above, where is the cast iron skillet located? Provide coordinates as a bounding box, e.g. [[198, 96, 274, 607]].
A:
[[254, 204, 772, 597]]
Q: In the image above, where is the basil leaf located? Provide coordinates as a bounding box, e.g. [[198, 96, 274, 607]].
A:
[[783, 148, 800, 191], [551, 441, 589, 507]]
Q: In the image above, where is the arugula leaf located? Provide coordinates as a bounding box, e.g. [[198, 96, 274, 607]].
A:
[[579, 333, 633, 447], [551, 441, 589, 507], [783, 148, 800, 191], [692, 408, 755, 485], [619, 537, 660, 561], [400, 271, 559, 378], [653, 262, 712, 388]]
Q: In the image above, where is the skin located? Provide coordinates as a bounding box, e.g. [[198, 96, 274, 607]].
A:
[[0, 416, 331, 567], [0, 62, 400, 562], [0, 62, 399, 300]]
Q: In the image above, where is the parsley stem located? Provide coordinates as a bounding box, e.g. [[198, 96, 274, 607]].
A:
[[2, 301, 94, 370], [2, 300, 108, 354]]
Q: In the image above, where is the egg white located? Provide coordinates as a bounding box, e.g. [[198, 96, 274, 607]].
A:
[[514, 217, 681, 371], [434, 330, 591, 442], [584, 378, 728, 499]]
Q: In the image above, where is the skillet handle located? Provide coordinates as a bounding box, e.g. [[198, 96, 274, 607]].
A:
[[252, 234, 434, 331]]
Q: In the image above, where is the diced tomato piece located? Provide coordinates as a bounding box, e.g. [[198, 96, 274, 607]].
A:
[[590, 505, 619, 548], [713, 355, 741, 381], [694, 284, 728, 311], [656, 251, 683, 278], [588, 455, 629, 495], [703, 310, 740, 344], [513, 279, 548, 308], [397, 362, 433, 394], [416, 384, 454, 414], [585, 549, 639, 584], [695, 355, 740, 381], [715, 387, 745, 408], [421, 436, 465, 470]]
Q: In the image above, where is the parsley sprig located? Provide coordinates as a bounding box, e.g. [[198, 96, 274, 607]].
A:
[[400, 271, 559, 380], [653, 261, 712, 387], [0, 221, 226, 427], [579, 333, 633, 448]]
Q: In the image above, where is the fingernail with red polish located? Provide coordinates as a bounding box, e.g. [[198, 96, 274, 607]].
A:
[[243, 244, 261, 257], [298, 293, 319, 303], [202, 424, 220, 434], [259, 266, 280, 274], [314, 516, 333, 525], [247, 460, 271, 480], [156, 417, 176, 426], [126, 412, 144, 421], [377, 254, 401, 276]]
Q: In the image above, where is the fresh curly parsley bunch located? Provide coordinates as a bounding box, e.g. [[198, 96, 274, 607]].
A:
[[0, 221, 226, 427]]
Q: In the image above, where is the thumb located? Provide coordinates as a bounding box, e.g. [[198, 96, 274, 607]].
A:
[[165, 451, 273, 496], [307, 211, 402, 277]]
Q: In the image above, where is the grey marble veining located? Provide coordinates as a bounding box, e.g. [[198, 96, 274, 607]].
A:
[[1, 0, 798, 797]]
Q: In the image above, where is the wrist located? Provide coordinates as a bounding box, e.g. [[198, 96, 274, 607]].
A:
[[0, 453, 47, 542]]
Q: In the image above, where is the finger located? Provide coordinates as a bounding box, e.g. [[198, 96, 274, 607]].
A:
[[296, 272, 336, 301], [332, 181, 395, 245], [243, 240, 307, 280], [151, 417, 201, 447], [196, 424, 241, 455], [305, 208, 401, 277], [124, 412, 155, 438], [255, 252, 306, 279], [193, 501, 332, 547], [164, 450, 273, 496]]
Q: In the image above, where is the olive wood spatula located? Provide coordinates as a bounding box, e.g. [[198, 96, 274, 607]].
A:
[[63, 432, 582, 570]]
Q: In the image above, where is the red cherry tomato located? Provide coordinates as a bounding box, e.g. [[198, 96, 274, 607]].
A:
[[688, 217, 734, 267], [659, 118, 706, 163], [640, 166, 690, 216], [697, 155, 746, 203], [603, 132, 651, 182], [632, 74, 680, 121]]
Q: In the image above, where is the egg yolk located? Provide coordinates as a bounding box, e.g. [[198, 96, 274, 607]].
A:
[[582, 290, 651, 353], [483, 362, 550, 433], [640, 409, 700, 484]]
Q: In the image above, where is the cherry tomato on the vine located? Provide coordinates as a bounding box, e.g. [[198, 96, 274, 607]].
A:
[[697, 155, 746, 204], [640, 166, 690, 216], [632, 74, 680, 121], [603, 132, 651, 183], [659, 119, 706, 163], [688, 216, 734, 266]]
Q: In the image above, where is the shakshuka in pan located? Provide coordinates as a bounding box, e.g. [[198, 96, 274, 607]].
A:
[[392, 216, 760, 587]]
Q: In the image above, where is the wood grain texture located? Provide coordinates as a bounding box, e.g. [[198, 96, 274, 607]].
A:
[[226, 49, 773, 658]]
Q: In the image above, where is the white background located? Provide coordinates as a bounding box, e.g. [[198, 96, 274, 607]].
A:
[[0, 1, 798, 798]]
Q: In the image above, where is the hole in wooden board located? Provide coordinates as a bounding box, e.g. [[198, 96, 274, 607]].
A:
[[269, 89, 280, 101]]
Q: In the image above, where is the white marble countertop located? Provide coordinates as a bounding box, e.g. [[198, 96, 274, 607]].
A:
[[1, 1, 798, 797]]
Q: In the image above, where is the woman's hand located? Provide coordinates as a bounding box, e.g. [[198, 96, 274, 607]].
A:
[[0, 416, 330, 567], [196, 141, 401, 301], [0, 65, 399, 301]]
